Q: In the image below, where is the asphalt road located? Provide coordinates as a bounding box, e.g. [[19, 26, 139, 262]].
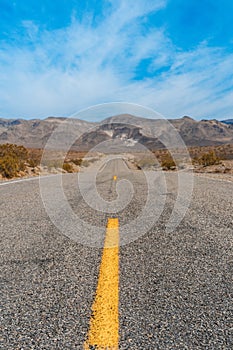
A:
[[1, 158, 232, 349]]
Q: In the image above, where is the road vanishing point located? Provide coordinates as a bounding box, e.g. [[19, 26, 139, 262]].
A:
[[1, 158, 232, 349]]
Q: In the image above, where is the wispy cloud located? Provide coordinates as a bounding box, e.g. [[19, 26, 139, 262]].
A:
[[0, 0, 232, 119]]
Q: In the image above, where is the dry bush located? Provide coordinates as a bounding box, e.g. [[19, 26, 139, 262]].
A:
[[0, 155, 19, 178], [28, 157, 40, 168], [0, 143, 28, 161], [62, 162, 73, 173], [161, 156, 176, 170], [197, 151, 220, 167], [70, 158, 82, 166], [0, 144, 28, 178], [27, 149, 42, 167]]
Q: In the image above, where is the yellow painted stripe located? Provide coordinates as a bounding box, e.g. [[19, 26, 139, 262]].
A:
[[113, 175, 117, 181], [84, 218, 119, 350]]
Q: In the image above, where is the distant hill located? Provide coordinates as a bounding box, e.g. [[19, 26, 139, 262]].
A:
[[0, 115, 233, 150], [0, 117, 95, 149], [221, 119, 233, 125]]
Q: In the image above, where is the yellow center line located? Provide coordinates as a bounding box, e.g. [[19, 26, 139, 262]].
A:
[[84, 218, 119, 350]]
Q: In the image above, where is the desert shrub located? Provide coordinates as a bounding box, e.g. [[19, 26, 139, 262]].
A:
[[0, 143, 27, 158], [192, 157, 198, 165], [198, 151, 220, 167], [28, 157, 40, 167], [62, 162, 73, 173], [0, 144, 28, 164], [27, 151, 41, 167], [0, 144, 29, 178], [70, 158, 82, 166], [161, 156, 176, 170], [0, 155, 19, 178]]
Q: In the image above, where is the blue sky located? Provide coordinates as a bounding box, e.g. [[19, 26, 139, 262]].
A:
[[0, 0, 233, 120]]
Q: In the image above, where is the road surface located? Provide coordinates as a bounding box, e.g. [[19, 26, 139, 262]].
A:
[[1, 158, 232, 349]]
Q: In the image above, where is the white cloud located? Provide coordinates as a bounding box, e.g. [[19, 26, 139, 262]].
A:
[[0, 0, 232, 120]]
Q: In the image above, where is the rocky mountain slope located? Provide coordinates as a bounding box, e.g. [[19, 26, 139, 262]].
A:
[[0, 115, 233, 150]]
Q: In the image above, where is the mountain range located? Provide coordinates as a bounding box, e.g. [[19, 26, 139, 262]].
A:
[[221, 119, 233, 125], [0, 115, 233, 150]]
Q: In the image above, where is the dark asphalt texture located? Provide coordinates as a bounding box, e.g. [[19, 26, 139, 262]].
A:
[[1, 158, 232, 349]]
